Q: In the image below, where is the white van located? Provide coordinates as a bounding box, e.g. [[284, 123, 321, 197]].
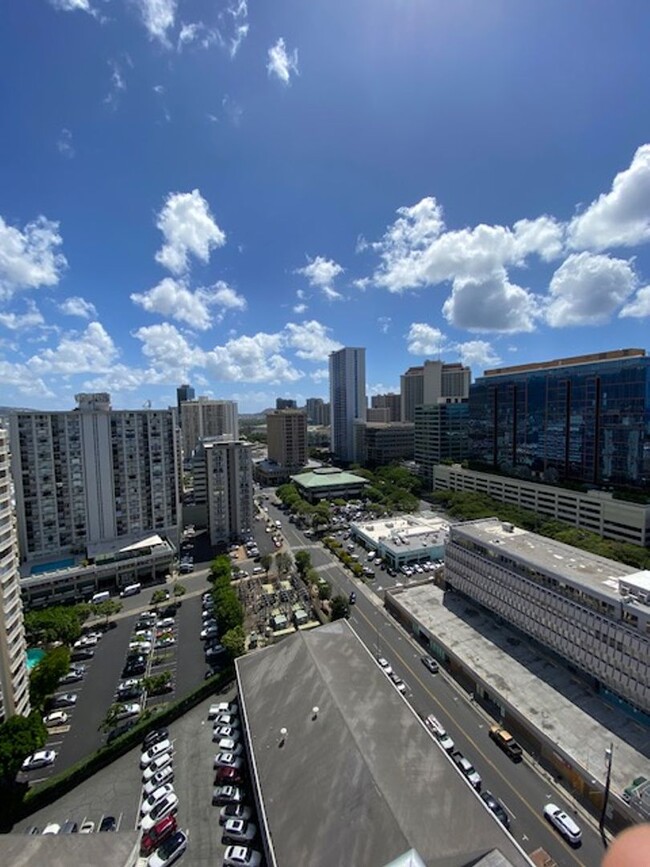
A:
[[91, 591, 110, 604], [367, 551, 376, 561], [120, 583, 142, 598]]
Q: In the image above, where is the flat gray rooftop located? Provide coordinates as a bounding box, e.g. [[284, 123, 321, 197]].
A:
[[236, 621, 530, 867], [0, 832, 140, 866], [451, 518, 636, 599], [391, 583, 650, 797]]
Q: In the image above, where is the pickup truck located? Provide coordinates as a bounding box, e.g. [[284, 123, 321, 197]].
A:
[[489, 725, 523, 762]]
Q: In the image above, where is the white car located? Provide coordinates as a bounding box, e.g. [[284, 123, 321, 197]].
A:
[[42, 823, 61, 835], [214, 725, 240, 741], [79, 820, 95, 834], [157, 617, 175, 629], [116, 702, 142, 721], [377, 657, 393, 676], [142, 751, 173, 782], [141, 739, 172, 768], [214, 752, 244, 770], [141, 783, 175, 815], [208, 701, 237, 719], [544, 803, 582, 845], [214, 737, 243, 754], [213, 713, 239, 729], [21, 749, 57, 772], [140, 793, 179, 832], [52, 693, 78, 708], [223, 846, 262, 867], [129, 641, 152, 653], [43, 710, 68, 727], [143, 764, 174, 797], [148, 830, 188, 867], [223, 818, 257, 843]]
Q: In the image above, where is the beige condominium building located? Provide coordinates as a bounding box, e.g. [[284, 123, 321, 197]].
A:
[[266, 409, 308, 471], [180, 398, 239, 462], [193, 437, 254, 545]]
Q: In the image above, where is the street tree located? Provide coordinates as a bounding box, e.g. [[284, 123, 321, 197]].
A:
[[90, 598, 123, 624], [318, 581, 332, 601], [173, 583, 186, 599], [23, 604, 88, 646], [330, 595, 350, 621], [260, 553, 273, 576], [150, 589, 168, 608], [210, 555, 232, 583], [0, 713, 47, 783], [294, 550, 311, 577], [221, 625, 246, 659], [29, 646, 70, 710], [275, 552, 292, 577]]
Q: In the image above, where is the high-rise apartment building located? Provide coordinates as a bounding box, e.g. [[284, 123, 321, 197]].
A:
[[366, 407, 391, 423], [276, 398, 297, 410], [10, 394, 181, 563], [305, 398, 330, 426], [176, 383, 195, 423], [371, 393, 401, 422], [469, 348, 650, 488], [180, 398, 239, 462], [193, 438, 253, 545], [267, 410, 308, 470], [329, 348, 366, 463], [401, 361, 471, 422], [0, 427, 29, 720]]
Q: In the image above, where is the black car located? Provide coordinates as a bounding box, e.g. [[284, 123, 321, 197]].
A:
[[349, 592, 357, 604], [122, 662, 146, 677], [107, 720, 137, 744], [143, 728, 169, 751], [480, 790, 510, 829], [60, 821, 78, 834], [115, 685, 142, 701], [99, 816, 117, 832], [70, 648, 94, 661]]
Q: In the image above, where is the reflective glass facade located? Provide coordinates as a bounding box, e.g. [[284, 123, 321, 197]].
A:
[[469, 353, 650, 488]]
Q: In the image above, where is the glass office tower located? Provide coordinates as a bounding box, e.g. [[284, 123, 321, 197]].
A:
[[468, 349, 650, 488]]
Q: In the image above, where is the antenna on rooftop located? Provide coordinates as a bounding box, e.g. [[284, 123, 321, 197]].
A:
[[143, 399, 152, 409]]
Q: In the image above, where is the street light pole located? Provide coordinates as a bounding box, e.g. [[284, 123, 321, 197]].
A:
[[599, 743, 614, 849]]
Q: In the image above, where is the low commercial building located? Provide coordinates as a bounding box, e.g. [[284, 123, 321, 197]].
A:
[[433, 463, 650, 546], [290, 467, 368, 503], [386, 581, 648, 831], [354, 421, 415, 467], [236, 620, 530, 867], [20, 533, 174, 609], [351, 513, 449, 569], [444, 518, 650, 716]]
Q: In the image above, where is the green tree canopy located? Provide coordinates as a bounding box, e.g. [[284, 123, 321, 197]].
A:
[[90, 598, 123, 623], [210, 555, 233, 583], [0, 712, 47, 783], [275, 552, 292, 576], [330, 595, 350, 621], [24, 604, 88, 646], [260, 553, 273, 575], [173, 583, 186, 598], [294, 550, 311, 577], [221, 625, 246, 659], [318, 581, 332, 601], [29, 646, 70, 710]]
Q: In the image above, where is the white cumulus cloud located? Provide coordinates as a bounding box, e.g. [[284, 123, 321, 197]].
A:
[[454, 340, 501, 372], [406, 323, 446, 356], [442, 270, 539, 333], [133, 0, 177, 45], [48, 0, 93, 11], [155, 190, 226, 275], [620, 286, 650, 319], [296, 256, 344, 300], [132, 278, 245, 330], [205, 332, 302, 383], [0, 302, 45, 331], [59, 296, 97, 319], [0, 214, 67, 299], [284, 320, 342, 362], [545, 252, 638, 327], [569, 145, 650, 251], [28, 322, 118, 375], [267, 37, 299, 84]]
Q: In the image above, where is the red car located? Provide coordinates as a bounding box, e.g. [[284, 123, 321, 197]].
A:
[[215, 765, 245, 785], [140, 813, 178, 855]]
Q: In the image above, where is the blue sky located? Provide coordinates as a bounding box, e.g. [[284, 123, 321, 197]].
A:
[[2, 0, 650, 412]]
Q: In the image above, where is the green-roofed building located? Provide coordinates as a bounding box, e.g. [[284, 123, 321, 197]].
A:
[[290, 467, 369, 503]]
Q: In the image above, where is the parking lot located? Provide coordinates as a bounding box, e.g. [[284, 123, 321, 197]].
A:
[[16, 688, 266, 867]]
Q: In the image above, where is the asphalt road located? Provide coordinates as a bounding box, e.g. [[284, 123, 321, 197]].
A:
[[263, 495, 608, 867]]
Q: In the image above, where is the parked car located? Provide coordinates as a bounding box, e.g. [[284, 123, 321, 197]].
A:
[[200, 625, 220, 640], [148, 829, 188, 867], [99, 816, 117, 832], [116, 685, 143, 701], [116, 702, 141, 721], [59, 668, 84, 685], [213, 713, 239, 729], [421, 655, 439, 674], [214, 752, 244, 770], [141, 739, 173, 769], [452, 751, 482, 790], [79, 820, 95, 834], [144, 765, 175, 797], [222, 818, 257, 844], [215, 766, 245, 786], [212, 785, 245, 806], [70, 647, 94, 661], [141, 783, 176, 816], [377, 657, 393, 676], [388, 672, 406, 693], [143, 728, 169, 750], [107, 720, 137, 744], [425, 715, 454, 752], [43, 710, 68, 727], [223, 845, 262, 867], [60, 820, 78, 834], [214, 725, 240, 741], [480, 790, 510, 829], [140, 814, 178, 856], [143, 752, 173, 782], [208, 701, 237, 720], [214, 737, 243, 754], [42, 823, 61, 835], [140, 794, 179, 832], [205, 644, 227, 661], [21, 750, 57, 772], [52, 693, 77, 708], [544, 803, 582, 845], [219, 804, 252, 826]]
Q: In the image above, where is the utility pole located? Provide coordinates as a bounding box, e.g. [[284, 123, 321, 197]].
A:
[[599, 743, 614, 849]]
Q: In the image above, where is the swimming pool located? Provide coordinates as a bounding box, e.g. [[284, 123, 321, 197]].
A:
[[26, 648, 45, 671], [30, 558, 75, 575]]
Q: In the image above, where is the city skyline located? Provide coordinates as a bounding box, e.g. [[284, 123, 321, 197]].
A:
[[2, 2, 650, 413]]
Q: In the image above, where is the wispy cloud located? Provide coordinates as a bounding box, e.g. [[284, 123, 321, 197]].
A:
[[57, 128, 75, 159], [104, 59, 126, 110], [267, 37, 299, 85]]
